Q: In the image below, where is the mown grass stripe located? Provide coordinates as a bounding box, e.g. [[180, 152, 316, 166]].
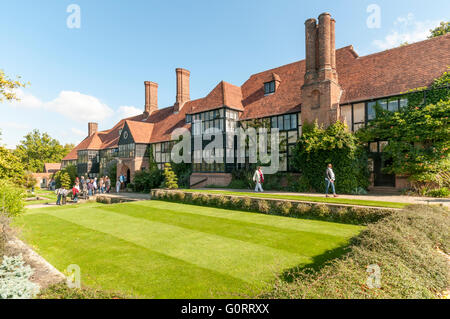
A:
[[39, 207, 312, 283], [15, 213, 255, 298], [130, 200, 364, 237], [98, 202, 354, 256]]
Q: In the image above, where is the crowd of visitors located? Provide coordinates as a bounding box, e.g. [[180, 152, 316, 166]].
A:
[[54, 175, 113, 205]]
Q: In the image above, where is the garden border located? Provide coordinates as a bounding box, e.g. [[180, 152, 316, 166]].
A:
[[150, 189, 398, 225]]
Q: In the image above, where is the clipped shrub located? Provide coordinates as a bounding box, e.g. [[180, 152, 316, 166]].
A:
[[37, 283, 129, 299], [216, 195, 229, 208], [240, 197, 252, 211], [230, 197, 241, 209], [275, 201, 293, 215], [0, 254, 40, 299], [427, 187, 450, 198], [292, 203, 311, 216], [199, 194, 210, 206], [311, 204, 331, 218], [172, 191, 185, 202], [256, 200, 270, 214]]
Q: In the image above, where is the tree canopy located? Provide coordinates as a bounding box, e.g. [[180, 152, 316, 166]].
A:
[[429, 21, 450, 38], [14, 130, 73, 173], [0, 69, 27, 102]]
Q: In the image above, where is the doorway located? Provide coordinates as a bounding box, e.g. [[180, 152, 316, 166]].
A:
[[373, 154, 395, 187]]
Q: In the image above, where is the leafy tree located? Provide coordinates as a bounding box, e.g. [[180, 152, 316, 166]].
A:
[[292, 121, 369, 194], [23, 172, 37, 190], [54, 164, 77, 188], [133, 169, 163, 193], [162, 163, 178, 189], [429, 21, 450, 38], [14, 130, 73, 173], [0, 146, 25, 185], [59, 172, 72, 189], [0, 180, 25, 218], [357, 71, 450, 191], [0, 69, 27, 102]]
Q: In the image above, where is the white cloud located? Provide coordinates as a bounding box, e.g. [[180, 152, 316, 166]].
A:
[[71, 127, 86, 137], [373, 13, 443, 50], [8, 89, 115, 122], [46, 91, 114, 122], [117, 105, 142, 118], [0, 121, 30, 129]]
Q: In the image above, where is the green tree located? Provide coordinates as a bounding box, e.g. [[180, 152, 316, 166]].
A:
[[162, 163, 178, 189], [0, 69, 27, 102], [14, 130, 73, 173], [429, 21, 450, 38], [292, 121, 369, 194], [357, 71, 450, 191], [0, 146, 25, 185], [59, 172, 72, 189]]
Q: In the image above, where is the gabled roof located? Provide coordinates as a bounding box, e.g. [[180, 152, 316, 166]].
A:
[[187, 81, 243, 114], [65, 34, 449, 160], [44, 163, 61, 172]]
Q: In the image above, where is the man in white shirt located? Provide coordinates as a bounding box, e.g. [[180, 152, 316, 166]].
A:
[[253, 166, 264, 192]]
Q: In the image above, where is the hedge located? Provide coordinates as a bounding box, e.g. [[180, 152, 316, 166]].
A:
[[151, 189, 396, 225], [262, 204, 450, 299]]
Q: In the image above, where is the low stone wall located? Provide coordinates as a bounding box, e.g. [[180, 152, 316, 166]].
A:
[[96, 195, 137, 204], [151, 189, 397, 225]]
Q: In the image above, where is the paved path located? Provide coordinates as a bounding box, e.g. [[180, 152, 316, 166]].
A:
[[197, 188, 450, 207]]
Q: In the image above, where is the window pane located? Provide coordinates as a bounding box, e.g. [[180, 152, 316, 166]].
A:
[[400, 98, 408, 108], [290, 114, 297, 128], [367, 102, 376, 120], [370, 142, 378, 153], [379, 99, 388, 110], [278, 116, 284, 130], [340, 104, 352, 129], [388, 100, 399, 112], [353, 103, 365, 123], [271, 117, 277, 128], [284, 115, 290, 130]]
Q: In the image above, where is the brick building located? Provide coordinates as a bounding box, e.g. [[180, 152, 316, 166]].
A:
[[62, 13, 450, 189]]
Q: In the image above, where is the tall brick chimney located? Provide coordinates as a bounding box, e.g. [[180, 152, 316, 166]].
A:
[[301, 12, 341, 127], [174, 68, 190, 113], [144, 81, 158, 115], [88, 122, 98, 137]]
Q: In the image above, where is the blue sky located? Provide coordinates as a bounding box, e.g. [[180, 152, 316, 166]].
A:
[[1, 0, 448, 148]]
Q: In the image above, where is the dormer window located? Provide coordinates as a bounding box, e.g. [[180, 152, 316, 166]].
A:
[[264, 81, 276, 95]]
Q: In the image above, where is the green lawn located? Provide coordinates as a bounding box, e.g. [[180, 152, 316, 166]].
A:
[[24, 190, 57, 206], [14, 201, 363, 298], [182, 189, 406, 209]]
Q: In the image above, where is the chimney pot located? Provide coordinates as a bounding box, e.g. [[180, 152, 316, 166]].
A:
[[175, 68, 190, 112], [88, 122, 98, 137], [144, 81, 158, 115]]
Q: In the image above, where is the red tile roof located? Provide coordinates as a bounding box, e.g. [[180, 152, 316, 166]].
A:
[[44, 163, 61, 172], [65, 34, 449, 160]]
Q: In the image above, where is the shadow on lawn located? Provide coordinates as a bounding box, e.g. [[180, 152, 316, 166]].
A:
[[281, 245, 351, 283]]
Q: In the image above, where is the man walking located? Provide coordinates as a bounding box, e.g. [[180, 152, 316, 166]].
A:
[[325, 163, 338, 197], [253, 166, 264, 192]]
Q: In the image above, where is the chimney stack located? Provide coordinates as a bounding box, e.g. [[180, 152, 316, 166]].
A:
[[144, 81, 158, 115], [301, 13, 341, 127], [88, 122, 98, 137], [174, 68, 190, 112]]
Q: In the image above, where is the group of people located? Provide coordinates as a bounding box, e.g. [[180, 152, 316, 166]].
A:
[[55, 175, 113, 205], [253, 163, 338, 197]]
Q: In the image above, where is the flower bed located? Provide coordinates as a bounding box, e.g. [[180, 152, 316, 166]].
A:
[[151, 189, 397, 225]]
